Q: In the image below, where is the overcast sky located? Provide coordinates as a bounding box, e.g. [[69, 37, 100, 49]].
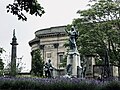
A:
[[0, 0, 89, 72]]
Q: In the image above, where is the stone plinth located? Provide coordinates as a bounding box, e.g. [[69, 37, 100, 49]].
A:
[[66, 50, 82, 77]]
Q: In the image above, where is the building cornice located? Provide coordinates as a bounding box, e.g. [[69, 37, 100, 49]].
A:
[[29, 25, 67, 47], [29, 37, 39, 47], [35, 25, 67, 38]]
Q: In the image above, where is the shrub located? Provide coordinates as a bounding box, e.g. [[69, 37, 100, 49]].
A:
[[101, 81, 120, 90], [0, 77, 119, 90]]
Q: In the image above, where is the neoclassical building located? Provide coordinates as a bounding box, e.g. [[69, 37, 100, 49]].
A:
[[29, 26, 68, 76], [29, 25, 119, 78]]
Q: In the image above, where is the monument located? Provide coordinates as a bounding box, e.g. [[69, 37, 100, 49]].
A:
[[10, 29, 18, 77], [44, 59, 53, 78], [65, 26, 82, 77]]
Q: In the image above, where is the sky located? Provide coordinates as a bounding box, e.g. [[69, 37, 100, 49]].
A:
[[0, 0, 89, 72]]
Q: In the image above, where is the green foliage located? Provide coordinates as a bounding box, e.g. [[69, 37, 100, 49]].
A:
[[72, 0, 120, 65], [0, 48, 5, 54], [31, 49, 44, 77], [0, 59, 4, 76], [0, 48, 4, 76], [0, 77, 120, 90], [4, 57, 24, 76], [6, 0, 45, 21], [101, 81, 120, 90], [59, 54, 67, 67], [0, 59, 4, 71]]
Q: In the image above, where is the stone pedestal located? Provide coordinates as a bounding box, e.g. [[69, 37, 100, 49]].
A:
[[85, 55, 96, 78], [66, 50, 82, 77]]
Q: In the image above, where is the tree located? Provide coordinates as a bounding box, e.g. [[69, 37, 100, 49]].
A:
[[0, 48, 5, 54], [16, 56, 25, 73], [4, 56, 24, 76], [6, 0, 45, 21], [0, 48, 5, 76], [70, 0, 120, 78], [31, 49, 44, 77], [72, 0, 120, 66], [0, 59, 4, 76]]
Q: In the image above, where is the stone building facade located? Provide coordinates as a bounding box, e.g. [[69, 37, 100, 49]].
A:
[[29, 26, 68, 76], [29, 25, 119, 78]]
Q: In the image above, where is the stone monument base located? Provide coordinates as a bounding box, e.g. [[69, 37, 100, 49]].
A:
[[66, 50, 82, 77]]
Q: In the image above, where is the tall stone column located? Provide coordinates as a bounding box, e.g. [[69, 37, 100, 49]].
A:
[[65, 26, 82, 78], [10, 29, 18, 77]]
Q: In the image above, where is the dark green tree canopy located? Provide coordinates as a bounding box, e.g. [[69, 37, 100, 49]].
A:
[[71, 0, 120, 65], [31, 49, 44, 77], [0, 59, 4, 70], [6, 0, 45, 21]]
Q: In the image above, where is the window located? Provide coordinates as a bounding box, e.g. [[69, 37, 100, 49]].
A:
[[46, 52, 51, 58], [59, 55, 64, 63], [58, 52, 64, 63]]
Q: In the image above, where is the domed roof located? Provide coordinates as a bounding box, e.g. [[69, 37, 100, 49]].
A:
[[35, 25, 66, 38], [29, 25, 67, 47]]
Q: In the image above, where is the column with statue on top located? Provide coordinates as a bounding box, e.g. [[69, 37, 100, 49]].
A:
[[65, 26, 82, 77], [10, 29, 18, 77]]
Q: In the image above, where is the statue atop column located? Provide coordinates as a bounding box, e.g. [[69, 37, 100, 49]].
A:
[[65, 26, 82, 78], [65, 26, 79, 51], [10, 29, 18, 77]]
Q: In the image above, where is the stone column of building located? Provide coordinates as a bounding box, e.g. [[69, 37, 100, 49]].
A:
[[10, 29, 18, 77]]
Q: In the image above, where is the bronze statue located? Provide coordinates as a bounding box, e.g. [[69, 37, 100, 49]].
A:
[[44, 59, 53, 78], [65, 26, 79, 51]]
